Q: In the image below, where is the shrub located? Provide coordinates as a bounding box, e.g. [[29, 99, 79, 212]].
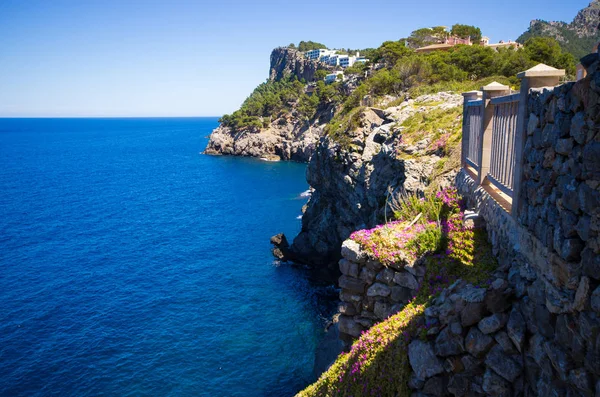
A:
[[298, 188, 497, 397]]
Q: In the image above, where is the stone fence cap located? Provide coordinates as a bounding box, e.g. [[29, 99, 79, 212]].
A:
[[462, 90, 482, 97], [517, 63, 566, 79], [482, 81, 510, 91]]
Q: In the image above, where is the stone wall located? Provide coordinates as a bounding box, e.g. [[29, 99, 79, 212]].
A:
[[336, 60, 600, 395], [446, 60, 600, 395], [337, 239, 424, 344]]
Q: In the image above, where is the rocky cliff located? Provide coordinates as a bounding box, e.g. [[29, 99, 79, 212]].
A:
[[269, 47, 325, 83], [287, 93, 463, 270], [203, 109, 330, 162], [518, 0, 600, 59], [204, 47, 336, 162]]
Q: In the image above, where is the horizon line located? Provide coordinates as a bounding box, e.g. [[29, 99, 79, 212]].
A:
[[0, 116, 223, 119]]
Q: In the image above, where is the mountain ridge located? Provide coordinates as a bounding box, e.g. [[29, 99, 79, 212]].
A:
[[517, 1, 600, 59]]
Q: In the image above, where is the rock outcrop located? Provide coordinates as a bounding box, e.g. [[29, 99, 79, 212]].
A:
[[289, 93, 463, 268], [269, 47, 326, 83], [518, 0, 600, 59], [204, 114, 325, 162]]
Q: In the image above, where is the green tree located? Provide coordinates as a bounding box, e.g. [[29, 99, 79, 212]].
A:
[[314, 69, 328, 81], [377, 40, 412, 65], [450, 24, 482, 43], [406, 26, 447, 49], [297, 41, 327, 52], [524, 37, 576, 75]]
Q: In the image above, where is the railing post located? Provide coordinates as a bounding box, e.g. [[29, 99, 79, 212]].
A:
[[461, 90, 482, 168], [478, 82, 510, 185], [511, 64, 565, 217]]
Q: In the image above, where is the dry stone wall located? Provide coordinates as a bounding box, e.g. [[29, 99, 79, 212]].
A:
[[449, 60, 600, 395], [337, 239, 424, 344], [336, 60, 600, 395]]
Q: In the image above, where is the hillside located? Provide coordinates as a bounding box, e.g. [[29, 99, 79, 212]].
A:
[[517, 0, 600, 59]]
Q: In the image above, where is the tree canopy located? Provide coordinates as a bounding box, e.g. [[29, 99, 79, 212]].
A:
[[524, 37, 576, 74], [406, 26, 447, 49], [450, 24, 482, 42], [297, 41, 327, 52]]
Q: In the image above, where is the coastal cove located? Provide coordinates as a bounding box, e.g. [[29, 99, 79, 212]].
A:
[[0, 118, 329, 396]]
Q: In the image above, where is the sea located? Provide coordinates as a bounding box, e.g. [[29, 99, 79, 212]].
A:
[[0, 118, 330, 397]]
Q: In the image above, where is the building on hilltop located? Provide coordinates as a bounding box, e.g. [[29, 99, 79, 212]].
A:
[[484, 39, 523, 50], [339, 55, 355, 68], [303, 49, 368, 69], [305, 48, 332, 60], [415, 35, 522, 53]]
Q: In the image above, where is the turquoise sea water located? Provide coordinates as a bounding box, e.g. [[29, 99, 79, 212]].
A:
[[0, 118, 327, 396]]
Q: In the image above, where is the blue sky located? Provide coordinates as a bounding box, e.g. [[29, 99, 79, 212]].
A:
[[0, 0, 589, 117]]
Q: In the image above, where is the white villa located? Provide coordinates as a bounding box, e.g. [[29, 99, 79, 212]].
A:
[[305, 48, 335, 61], [304, 49, 369, 69]]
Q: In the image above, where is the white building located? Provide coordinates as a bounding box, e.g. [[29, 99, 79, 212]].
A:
[[324, 71, 344, 84], [327, 54, 340, 66], [339, 55, 356, 68], [305, 48, 331, 61]]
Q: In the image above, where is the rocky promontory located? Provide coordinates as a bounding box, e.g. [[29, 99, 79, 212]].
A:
[[203, 108, 329, 162], [288, 93, 463, 270]]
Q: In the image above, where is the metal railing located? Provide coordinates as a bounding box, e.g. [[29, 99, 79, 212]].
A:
[[488, 93, 520, 196], [465, 100, 483, 170]]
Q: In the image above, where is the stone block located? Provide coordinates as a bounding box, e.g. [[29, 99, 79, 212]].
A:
[[544, 341, 573, 381], [339, 275, 366, 293], [506, 308, 525, 353], [338, 315, 362, 337], [591, 286, 600, 313], [341, 239, 366, 263], [393, 270, 419, 290], [465, 327, 495, 358], [391, 286, 412, 303], [338, 302, 357, 316], [555, 138, 574, 155], [583, 141, 600, 180], [339, 259, 358, 278], [375, 267, 395, 284], [373, 301, 390, 320], [434, 322, 464, 357], [583, 247, 600, 280], [366, 282, 391, 297], [485, 344, 523, 382], [478, 313, 508, 334], [495, 330, 518, 354], [460, 301, 484, 327], [408, 340, 444, 380], [359, 267, 376, 283], [578, 182, 600, 216]]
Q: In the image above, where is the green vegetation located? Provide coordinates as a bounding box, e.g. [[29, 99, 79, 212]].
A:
[[395, 105, 463, 162], [238, 32, 574, 135], [219, 78, 306, 131], [518, 20, 600, 61], [523, 37, 576, 75], [297, 41, 328, 52], [406, 26, 447, 49], [297, 188, 497, 397], [450, 24, 482, 43], [220, 77, 344, 131]]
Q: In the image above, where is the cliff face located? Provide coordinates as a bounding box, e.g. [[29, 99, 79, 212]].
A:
[[289, 93, 463, 268], [518, 1, 600, 59], [204, 103, 335, 162], [269, 47, 323, 82], [204, 47, 335, 161]]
